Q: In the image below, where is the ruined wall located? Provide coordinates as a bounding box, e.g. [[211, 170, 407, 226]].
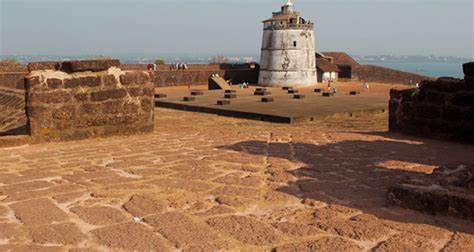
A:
[[25, 60, 154, 142], [389, 63, 474, 143], [121, 64, 259, 87]]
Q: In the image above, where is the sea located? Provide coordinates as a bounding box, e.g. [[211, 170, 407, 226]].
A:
[[357, 61, 466, 79], [1, 54, 470, 79]]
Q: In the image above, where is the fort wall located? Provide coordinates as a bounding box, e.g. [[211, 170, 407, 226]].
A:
[[24, 60, 154, 142], [121, 63, 259, 87], [389, 63, 474, 143], [353, 65, 434, 85]]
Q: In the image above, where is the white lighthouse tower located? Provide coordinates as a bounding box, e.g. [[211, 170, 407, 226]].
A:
[[258, 0, 317, 87]]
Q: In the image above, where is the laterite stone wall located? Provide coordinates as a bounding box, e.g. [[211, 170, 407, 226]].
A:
[[25, 59, 154, 142], [389, 62, 474, 143]]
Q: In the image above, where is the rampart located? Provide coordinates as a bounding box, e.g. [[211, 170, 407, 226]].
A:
[[24, 59, 154, 142], [389, 62, 474, 143], [120, 63, 260, 87], [353, 64, 434, 85]]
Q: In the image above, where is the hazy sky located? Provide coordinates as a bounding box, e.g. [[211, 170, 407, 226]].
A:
[[1, 0, 473, 57]]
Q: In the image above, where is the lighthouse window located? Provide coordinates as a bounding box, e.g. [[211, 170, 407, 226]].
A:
[[293, 41, 297, 47]]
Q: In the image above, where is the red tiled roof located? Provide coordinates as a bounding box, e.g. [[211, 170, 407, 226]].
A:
[[316, 58, 340, 72], [321, 52, 359, 67]]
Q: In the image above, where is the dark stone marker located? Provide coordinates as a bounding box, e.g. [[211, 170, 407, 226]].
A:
[[282, 87, 292, 90], [183, 96, 196, 102], [322, 92, 334, 97], [349, 91, 360, 95], [294, 94, 305, 99], [191, 91, 204, 96], [261, 97, 274, 103], [225, 89, 236, 94], [225, 94, 237, 99], [217, 100, 231, 105], [254, 91, 271, 96], [314, 88, 323, 93], [288, 89, 299, 94], [155, 94, 167, 98], [256, 88, 267, 92]]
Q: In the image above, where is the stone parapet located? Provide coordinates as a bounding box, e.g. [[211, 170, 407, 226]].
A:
[[25, 59, 154, 142], [388, 164, 474, 220], [389, 63, 474, 143]]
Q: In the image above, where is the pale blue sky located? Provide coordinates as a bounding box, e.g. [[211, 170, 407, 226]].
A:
[[0, 0, 473, 57]]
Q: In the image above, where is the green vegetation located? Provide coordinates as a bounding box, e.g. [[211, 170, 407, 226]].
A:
[[154, 59, 166, 65], [0, 59, 19, 65]]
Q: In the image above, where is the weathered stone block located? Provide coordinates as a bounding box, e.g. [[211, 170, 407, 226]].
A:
[[225, 94, 237, 99], [256, 88, 267, 92], [64, 76, 101, 89], [288, 89, 299, 94], [27, 61, 61, 72], [451, 92, 474, 106], [141, 98, 153, 112], [388, 165, 474, 220], [52, 105, 76, 120], [294, 94, 305, 99], [27, 105, 50, 118], [254, 91, 271, 96], [91, 89, 127, 102], [191, 91, 204, 96], [225, 89, 236, 94], [421, 80, 463, 93], [61, 59, 120, 73], [441, 105, 462, 122], [349, 91, 360, 95], [322, 92, 334, 97], [102, 75, 118, 87], [142, 87, 154, 97], [128, 87, 143, 97], [103, 100, 124, 114], [25, 76, 42, 90], [46, 78, 62, 89], [29, 91, 72, 104], [74, 92, 89, 102], [155, 94, 167, 99], [463, 62, 474, 77], [120, 72, 150, 85], [423, 90, 447, 105], [262, 97, 274, 103], [123, 103, 140, 114], [183, 97, 195, 102], [217, 100, 231, 105], [416, 104, 441, 119], [80, 103, 102, 115]]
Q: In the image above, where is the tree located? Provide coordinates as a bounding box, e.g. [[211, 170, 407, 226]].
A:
[[0, 59, 19, 66], [154, 59, 165, 65]]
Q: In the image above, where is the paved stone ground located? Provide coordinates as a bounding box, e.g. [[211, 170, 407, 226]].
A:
[[0, 107, 473, 251]]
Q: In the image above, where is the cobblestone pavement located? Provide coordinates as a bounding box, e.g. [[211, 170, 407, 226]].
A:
[[0, 108, 473, 251]]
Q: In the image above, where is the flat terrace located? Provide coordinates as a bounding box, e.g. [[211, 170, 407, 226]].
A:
[[155, 83, 391, 123]]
